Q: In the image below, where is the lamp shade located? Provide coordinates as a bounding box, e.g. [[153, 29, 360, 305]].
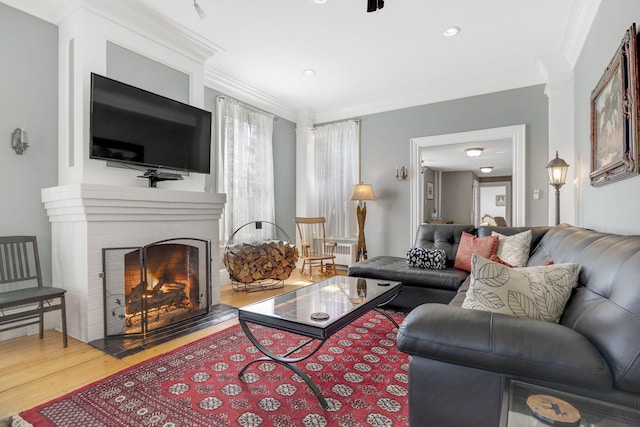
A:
[[350, 184, 377, 201], [546, 151, 570, 188]]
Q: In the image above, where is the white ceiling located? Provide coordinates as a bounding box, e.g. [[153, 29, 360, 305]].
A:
[[420, 138, 513, 177], [4, 0, 595, 123], [136, 0, 588, 122]]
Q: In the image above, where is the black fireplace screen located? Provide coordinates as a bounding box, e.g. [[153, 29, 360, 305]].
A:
[[102, 238, 211, 337]]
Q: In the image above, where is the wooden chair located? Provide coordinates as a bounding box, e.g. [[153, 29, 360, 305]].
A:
[[295, 217, 337, 278], [0, 236, 68, 347], [494, 216, 508, 226]]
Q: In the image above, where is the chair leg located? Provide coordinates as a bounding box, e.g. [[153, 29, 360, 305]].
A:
[[61, 295, 68, 348], [39, 301, 44, 340]]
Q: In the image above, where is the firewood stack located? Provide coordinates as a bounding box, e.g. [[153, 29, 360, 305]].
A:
[[224, 240, 299, 284]]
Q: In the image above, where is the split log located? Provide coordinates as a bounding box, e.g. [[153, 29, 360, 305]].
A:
[[224, 240, 299, 284]]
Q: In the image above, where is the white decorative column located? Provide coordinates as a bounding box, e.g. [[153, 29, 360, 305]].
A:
[[42, 183, 225, 343], [540, 55, 577, 226]]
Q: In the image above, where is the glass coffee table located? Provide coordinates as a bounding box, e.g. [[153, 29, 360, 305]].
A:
[[237, 276, 402, 409], [501, 379, 640, 426]]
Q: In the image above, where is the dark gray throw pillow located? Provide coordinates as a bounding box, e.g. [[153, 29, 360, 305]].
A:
[[406, 248, 446, 269]]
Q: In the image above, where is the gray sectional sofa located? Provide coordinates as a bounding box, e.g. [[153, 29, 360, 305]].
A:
[[350, 223, 640, 426], [347, 223, 550, 310]]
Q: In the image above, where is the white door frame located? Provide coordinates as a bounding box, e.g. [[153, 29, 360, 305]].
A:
[[409, 124, 526, 245]]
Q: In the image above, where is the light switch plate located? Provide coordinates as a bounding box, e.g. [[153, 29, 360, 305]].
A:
[[533, 189, 540, 200]]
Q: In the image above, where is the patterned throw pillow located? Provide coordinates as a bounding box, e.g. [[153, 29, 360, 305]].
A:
[[492, 230, 532, 267], [453, 232, 499, 273], [462, 254, 579, 323], [406, 248, 447, 269]]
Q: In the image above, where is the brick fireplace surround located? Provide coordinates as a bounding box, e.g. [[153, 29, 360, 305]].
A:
[[41, 183, 226, 343]]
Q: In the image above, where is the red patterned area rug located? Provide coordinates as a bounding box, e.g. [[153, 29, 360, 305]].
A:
[[21, 310, 408, 427]]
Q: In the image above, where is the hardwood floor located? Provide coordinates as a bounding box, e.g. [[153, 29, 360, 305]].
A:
[[0, 269, 340, 419]]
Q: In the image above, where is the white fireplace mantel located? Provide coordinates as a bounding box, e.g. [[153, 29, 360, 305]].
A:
[[42, 183, 226, 342]]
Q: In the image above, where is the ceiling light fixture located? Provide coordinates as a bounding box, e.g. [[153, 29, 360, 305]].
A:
[[465, 147, 483, 157], [443, 26, 461, 37], [312, 0, 329, 3], [302, 69, 316, 76], [367, 0, 384, 13], [480, 166, 493, 173], [193, 0, 206, 19]]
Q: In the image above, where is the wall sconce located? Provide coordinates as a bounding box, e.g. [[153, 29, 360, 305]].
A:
[[11, 128, 29, 155], [396, 166, 408, 181]]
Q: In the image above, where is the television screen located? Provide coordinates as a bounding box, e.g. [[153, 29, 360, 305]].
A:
[[90, 73, 212, 174]]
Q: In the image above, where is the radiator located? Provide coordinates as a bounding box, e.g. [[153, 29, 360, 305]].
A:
[[312, 239, 357, 265], [334, 242, 357, 265]]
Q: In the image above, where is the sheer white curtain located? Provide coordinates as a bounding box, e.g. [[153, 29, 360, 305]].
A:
[[313, 120, 359, 238], [218, 97, 275, 243]]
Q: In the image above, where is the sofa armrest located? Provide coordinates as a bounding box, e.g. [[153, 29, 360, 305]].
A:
[[397, 304, 612, 390]]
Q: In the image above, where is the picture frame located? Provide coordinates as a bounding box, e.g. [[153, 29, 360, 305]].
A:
[[495, 195, 505, 207], [590, 23, 640, 187], [426, 181, 434, 200]]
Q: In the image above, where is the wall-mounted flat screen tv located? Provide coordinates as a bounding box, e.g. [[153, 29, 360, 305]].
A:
[[90, 73, 212, 175]]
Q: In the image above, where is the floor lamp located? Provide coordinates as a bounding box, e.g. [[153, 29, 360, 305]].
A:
[[350, 184, 377, 262], [546, 151, 570, 226]]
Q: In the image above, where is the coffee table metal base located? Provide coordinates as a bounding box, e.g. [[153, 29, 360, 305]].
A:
[[238, 307, 398, 410]]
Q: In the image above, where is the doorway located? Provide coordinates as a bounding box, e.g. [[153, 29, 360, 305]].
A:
[[409, 125, 526, 244]]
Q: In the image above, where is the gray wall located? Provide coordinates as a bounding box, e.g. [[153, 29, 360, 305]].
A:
[[574, 1, 640, 234], [203, 88, 297, 242], [441, 171, 475, 224], [359, 85, 549, 257], [0, 3, 58, 284], [107, 42, 189, 103], [422, 168, 436, 221]]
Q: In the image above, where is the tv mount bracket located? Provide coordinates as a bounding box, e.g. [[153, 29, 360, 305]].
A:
[[138, 169, 184, 188]]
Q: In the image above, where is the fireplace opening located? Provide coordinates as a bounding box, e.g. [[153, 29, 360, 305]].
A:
[[102, 238, 211, 337]]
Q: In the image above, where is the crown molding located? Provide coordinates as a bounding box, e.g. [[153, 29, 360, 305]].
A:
[[204, 67, 297, 122], [314, 66, 546, 123], [560, 0, 602, 67], [3, 0, 220, 64]]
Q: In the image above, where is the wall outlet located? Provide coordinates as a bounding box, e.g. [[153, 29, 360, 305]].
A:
[[533, 189, 540, 200]]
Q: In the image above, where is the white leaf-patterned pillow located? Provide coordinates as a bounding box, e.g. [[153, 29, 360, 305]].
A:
[[492, 230, 532, 267], [462, 254, 579, 323]]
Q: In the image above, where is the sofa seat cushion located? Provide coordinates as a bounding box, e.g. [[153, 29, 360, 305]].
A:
[[348, 256, 468, 292], [398, 304, 612, 391]]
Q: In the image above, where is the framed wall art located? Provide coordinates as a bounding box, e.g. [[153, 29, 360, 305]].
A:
[[590, 23, 640, 186], [426, 181, 434, 200], [496, 195, 505, 206]]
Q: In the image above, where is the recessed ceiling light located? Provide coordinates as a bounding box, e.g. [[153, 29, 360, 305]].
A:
[[465, 147, 483, 157], [480, 166, 493, 173], [302, 69, 317, 76], [312, 0, 328, 3], [443, 26, 461, 37]]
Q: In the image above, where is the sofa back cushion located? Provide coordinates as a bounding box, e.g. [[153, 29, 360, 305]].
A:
[[477, 226, 551, 258], [414, 224, 475, 268], [529, 224, 640, 394]]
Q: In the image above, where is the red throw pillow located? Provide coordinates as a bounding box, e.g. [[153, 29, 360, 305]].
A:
[[490, 254, 514, 268], [454, 232, 499, 273]]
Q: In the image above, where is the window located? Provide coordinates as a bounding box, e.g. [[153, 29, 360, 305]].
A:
[[217, 97, 275, 242], [313, 120, 359, 238]]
